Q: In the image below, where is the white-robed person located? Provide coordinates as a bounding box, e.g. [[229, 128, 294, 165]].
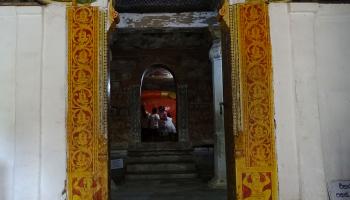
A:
[[149, 107, 160, 141], [164, 113, 177, 141]]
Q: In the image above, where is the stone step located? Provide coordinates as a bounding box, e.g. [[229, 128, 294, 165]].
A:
[[127, 154, 193, 164], [128, 150, 192, 157], [125, 172, 198, 180], [128, 142, 192, 151], [127, 162, 196, 173], [125, 143, 198, 180]]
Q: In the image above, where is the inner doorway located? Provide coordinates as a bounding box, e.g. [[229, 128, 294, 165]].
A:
[[140, 65, 178, 142], [108, 27, 227, 200]]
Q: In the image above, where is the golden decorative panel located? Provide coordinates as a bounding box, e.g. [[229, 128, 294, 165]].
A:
[[67, 6, 108, 200], [221, 2, 278, 200], [238, 3, 277, 200], [52, 0, 97, 3]]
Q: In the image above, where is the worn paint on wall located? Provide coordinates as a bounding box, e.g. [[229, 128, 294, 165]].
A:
[[118, 12, 219, 28]]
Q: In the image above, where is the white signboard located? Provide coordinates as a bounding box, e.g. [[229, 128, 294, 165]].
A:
[[328, 180, 350, 200], [111, 159, 124, 170]]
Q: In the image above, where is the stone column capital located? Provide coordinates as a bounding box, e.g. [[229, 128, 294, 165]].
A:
[[209, 26, 221, 40]]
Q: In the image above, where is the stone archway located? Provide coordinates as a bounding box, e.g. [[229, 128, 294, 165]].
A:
[[139, 65, 180, 143]]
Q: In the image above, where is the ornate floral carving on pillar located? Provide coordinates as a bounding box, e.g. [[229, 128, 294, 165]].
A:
[[220, 2, 278, 199], [67, 6, 108, 200]]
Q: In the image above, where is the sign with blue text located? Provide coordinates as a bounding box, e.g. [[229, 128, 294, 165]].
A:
[[111, 159, 124, 170], [328, 180, 350, 200]]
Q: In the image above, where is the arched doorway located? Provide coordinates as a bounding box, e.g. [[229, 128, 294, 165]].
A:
[[140, 65, 177, 142]]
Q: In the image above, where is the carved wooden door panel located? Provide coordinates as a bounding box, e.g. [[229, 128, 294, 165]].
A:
[[220, 2, 278, 200]]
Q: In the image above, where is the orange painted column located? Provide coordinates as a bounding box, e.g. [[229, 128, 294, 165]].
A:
[[67, 6, 108, 200], [220, 2, 278, 200]]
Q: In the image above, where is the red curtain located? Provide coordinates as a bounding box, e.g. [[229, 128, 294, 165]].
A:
[[141, 90, 176, 123]]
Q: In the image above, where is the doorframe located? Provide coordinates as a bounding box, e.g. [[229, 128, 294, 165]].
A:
[[66, 2, 278, 200]]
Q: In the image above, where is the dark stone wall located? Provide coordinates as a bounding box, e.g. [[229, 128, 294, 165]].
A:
[[109, 29, 215, 148]]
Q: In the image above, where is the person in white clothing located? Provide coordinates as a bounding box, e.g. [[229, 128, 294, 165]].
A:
[[149, 107, 160, 141], [164, 113, 176, 141]]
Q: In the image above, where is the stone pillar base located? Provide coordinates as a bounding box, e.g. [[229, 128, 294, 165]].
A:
[[208, 177, 227, 189]]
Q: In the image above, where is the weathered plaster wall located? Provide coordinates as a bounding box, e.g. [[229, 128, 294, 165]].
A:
[[315, 4, 350, 182], [270, 3, 350, 200], [118, 12, 218, 29], [0, 4, 67, 200]]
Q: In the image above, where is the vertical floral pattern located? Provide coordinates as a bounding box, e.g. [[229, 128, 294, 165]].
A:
[[67, 6, 108, 200], [238, 4, 277, 200], [221, 2, 278, 200]]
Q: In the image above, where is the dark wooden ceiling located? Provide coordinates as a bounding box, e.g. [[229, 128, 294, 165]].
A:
[[2, 0, 349, 8], [0, 0, 36, 1], [114, 0, 350, 13], [115, 0, 222, 13]]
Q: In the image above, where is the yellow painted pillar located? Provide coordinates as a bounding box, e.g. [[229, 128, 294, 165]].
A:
[[220, 2, 278, 200], [67, 5, 108, 200]]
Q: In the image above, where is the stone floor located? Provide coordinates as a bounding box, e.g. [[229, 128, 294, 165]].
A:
[[111, 179, 227, 200]]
